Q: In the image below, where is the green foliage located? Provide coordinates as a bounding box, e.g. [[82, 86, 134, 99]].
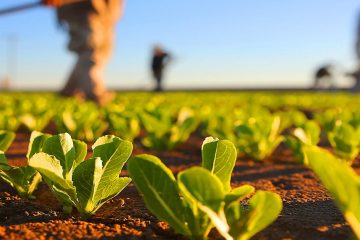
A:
[[140, 107, 198, 151], [29, 133, 132, 216], [0, 92, 358, 161], [327, 122, 360, 162], [0, 131, 15, 151], [200, 190, 282, 240], [128, 154, 191, 236], [304, 146, 360, 239], [0, 109, 19, 132], [106, 111, 140, 141], [349, 112, 360, 129], [55, 103, 108, 142], [204, 115, 237, 144], [285, 120, 321, 164], [0, 131, 49, 198], [234, 115, 284, 161], [277, 109, 308, 130], [314, 108, 354, 133], [19, 112, 53, 132], [128, 138, 282, 240], [178, 167, 226, 238], [201, 137, 237, 192]]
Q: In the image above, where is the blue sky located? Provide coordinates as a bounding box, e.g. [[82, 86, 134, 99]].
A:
[[0, 0, 360, 89]]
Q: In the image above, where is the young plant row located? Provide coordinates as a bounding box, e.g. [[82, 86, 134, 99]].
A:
[[207, 111, 359, 164], [1, 107, 359, 167], [0, 93, 359, 161], [0, 130, 131, 216], [1, 130, 359, 239], [0, 131, 282, 240]]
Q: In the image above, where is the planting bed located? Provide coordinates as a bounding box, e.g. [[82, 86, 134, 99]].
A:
[[0, 132, 358, 240]]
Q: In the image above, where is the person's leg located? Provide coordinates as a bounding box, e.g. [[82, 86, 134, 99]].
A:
[[74, 49, 107, 101], [77, 11, 114, 103], [60, 57, 81, 96], [58, 6, 91, 97], [57, 2, 121, 104], [153, 70, 162, 91]]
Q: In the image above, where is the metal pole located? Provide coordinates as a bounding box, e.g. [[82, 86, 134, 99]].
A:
[[0, 2, 42, 16], [0, 0, 87, 16]]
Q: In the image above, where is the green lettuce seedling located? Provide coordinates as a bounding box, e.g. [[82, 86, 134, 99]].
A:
[[350, 111, 360, 129], [314, 108, 353, 133], [304, 146, 360, 239], [285, 120, 321, 164], [277, 109, 308, 130], [327, 121, 360, 163], [204, 115, 237, 144], [0, 109, 20, 132], [128, 137, 282, 240], [129, 154, 193, 237], [234, 115, 284, 161], [55, 103, 108, 142], [140, 107, 198, 151], [19, 111, 53, 132], [0, 130, 16, 151], [107, 111, 140, 141], [0, 131, 49, 199], [201, 137, 237, 192], [184, 175, 282, 240], [29, 133, 132, 217]]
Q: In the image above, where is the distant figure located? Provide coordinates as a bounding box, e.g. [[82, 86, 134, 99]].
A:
[[151, 46, 171, 92], [43, 0, 124, 105], [314, 65, 334, 89]]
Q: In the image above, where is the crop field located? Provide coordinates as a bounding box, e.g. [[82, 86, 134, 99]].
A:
[[0, 91, 359, 240]]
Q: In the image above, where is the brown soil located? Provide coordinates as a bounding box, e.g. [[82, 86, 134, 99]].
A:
[[0, 133, 358, 240]]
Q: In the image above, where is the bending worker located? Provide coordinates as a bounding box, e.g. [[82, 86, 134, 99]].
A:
[[43, 0, 124, 104]]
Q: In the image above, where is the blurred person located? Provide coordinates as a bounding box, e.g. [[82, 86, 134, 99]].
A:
[[42, 0, 124, 105], [314, 65, 334, 89], [151, 45, 171, 92]]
